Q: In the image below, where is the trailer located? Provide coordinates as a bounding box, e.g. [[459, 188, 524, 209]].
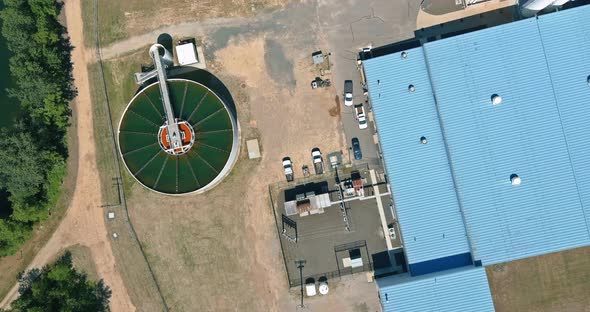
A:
[[311, 148, 325, 175], [283, 157, 294, 182]]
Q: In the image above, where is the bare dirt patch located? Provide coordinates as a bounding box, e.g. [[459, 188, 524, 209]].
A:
[[214, 35, 346, 168]]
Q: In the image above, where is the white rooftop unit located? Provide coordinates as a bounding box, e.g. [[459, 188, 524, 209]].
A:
[[175, 42, 199, 65]]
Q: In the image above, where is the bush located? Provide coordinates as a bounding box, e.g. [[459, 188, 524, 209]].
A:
[[0, 220, 32, 257]]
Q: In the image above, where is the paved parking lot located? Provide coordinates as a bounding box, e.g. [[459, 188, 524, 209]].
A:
[[316, 0, 422, 169]]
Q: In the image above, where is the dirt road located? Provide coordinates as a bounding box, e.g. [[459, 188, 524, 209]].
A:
[[0, 1, 134, 311], [100, 16, 252, 59]]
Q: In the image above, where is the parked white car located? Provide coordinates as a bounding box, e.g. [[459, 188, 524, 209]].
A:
[[282, 157, 294, 182], [354, 104, 368, 129], [344, 80, 353, 107]]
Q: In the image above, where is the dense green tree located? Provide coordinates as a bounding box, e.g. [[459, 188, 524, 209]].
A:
[[4, 251, 112, 312], [1, 0, 75, 138], [0, 0, 75, 256], [0, 0, 36, 53], [0, 128, 46, 201]]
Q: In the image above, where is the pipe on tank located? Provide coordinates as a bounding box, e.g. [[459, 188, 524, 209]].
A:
[[150, 43, 174, 66], [520, 0, 556, 17]]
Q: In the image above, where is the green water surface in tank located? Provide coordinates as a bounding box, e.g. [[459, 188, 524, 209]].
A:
[[118, 79, 234, 194]]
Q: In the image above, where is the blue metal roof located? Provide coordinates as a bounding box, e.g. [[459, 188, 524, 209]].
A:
[[364, 4, 590, 268], [364, 48, 471, 266], [538, 4, 590, 241], [424, 8, 590, 265], [377, 266, 495, 312]]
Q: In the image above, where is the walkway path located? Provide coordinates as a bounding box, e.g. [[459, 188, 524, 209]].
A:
[[370, 170, 393, 250], [100, 16, 252, 60], [0, 1, 135, 311]]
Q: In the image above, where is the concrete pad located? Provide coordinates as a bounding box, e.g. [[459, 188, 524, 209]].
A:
[[246, 139, 261, 159]]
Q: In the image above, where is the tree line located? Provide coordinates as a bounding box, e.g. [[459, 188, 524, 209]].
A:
[[1, 251, 111, 312], [0, 0, 75, 256]]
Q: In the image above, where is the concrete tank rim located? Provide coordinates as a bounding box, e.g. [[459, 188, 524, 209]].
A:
[[117, 78, 240, 196]]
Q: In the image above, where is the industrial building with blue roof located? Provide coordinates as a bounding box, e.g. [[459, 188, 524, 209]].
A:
[[363, 4, 590, 311], [377, 266, 494, 312]]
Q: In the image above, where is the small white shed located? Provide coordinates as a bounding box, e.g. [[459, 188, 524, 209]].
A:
[[175, 42, 199, 65]]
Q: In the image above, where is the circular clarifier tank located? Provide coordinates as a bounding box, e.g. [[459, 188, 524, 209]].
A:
[[118, 78, 239, 195]]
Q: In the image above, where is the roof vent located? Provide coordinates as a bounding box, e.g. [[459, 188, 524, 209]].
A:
[[510, 174, 521, 186], [401, 51, 408, 59], [420, 136, 427, 144], [408, 85, 416, 92], [491, 94, 502, 105]]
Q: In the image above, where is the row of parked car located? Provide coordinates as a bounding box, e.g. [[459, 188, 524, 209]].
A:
[[282, 148, 327, 182], [282, 142, 362, 182], [281, 80, 366, 182], [344, 79, 365, 161], [344, 80, 368, 129]]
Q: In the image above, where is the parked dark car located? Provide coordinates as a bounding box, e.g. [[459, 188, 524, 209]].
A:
[[352, 137, 362, 160]]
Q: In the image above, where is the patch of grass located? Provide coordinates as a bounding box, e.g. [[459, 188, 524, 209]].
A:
[[87, 49, 166, 312], [81, 0, 125, 46], [68, 244, 99, 281], [176, 239, 196, 272], [88, 48, 150, 204], [80, 0, 287, 46], [95, 47, 151, 200], [80, 0, 97, 48], [487, 246, 590, 311]]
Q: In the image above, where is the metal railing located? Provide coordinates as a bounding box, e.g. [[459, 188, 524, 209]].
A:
[[334, 240, 368, 252], [288, 262, 374, 288]]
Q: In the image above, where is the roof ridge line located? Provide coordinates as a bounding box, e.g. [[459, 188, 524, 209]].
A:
[[535, 15, 590, 240], [421, 43, 479, 263]]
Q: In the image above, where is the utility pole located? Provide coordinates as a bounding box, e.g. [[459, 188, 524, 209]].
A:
[[295, 259, 307, 309]]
